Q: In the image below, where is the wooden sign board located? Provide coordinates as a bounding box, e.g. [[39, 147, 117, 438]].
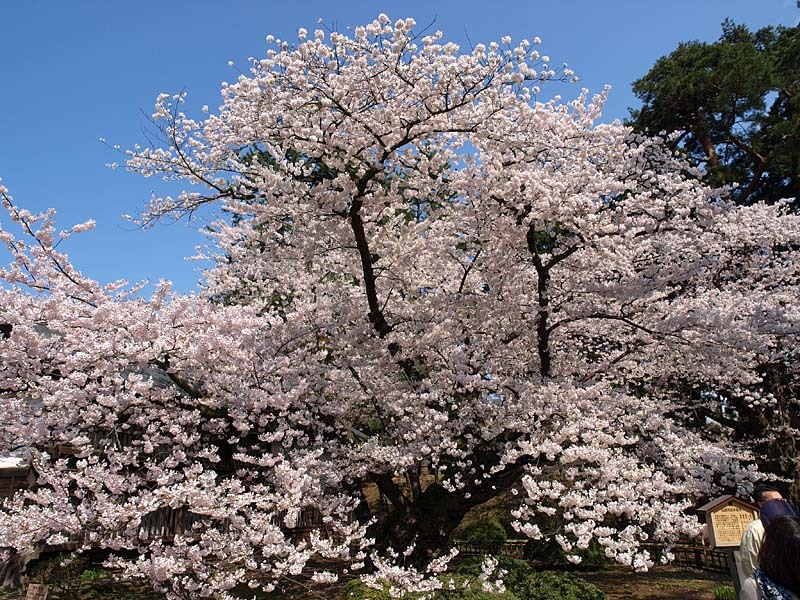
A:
[[709, 504, 758, 547], [25, 584, 49, 600], [698, 495, 759, 549]]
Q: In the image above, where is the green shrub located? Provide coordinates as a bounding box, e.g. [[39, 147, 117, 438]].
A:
[[456, 559, 602, 600], [461, 518, 508, 555], [79, 568, 109, 582], [27, 552, 91, 598], [523, 538, 605, 570], [457, 556, 533, 594], [579, 543, 606, 570], [433, 575, 518, 599], [713, 586, 736, 600], [339, 575, 518, 599], [515, 571, 605, 600], [339, 579, 391, 600]]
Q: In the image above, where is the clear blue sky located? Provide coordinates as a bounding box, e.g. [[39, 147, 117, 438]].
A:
[[1, 1, 797, 293]]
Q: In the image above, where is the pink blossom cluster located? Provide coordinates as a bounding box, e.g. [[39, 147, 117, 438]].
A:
[[2, 14, 800, 598]]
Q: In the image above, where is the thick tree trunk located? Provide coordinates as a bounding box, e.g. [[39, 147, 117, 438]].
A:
[[367, 458, 529, 569], [0, 547, 40, 589], [370, 482, 471, 569]]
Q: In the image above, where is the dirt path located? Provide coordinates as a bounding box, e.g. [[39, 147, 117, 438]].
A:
[[0, 565, 732, 599], [581, 565, 729, 600]]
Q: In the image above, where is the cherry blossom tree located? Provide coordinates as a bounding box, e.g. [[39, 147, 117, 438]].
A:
[[2, 14, 800, 599]]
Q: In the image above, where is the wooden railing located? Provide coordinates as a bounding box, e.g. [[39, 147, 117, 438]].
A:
[[0, 466, 33, 500], [668, 543, 729, 572], [135, 505, 337, 543], [453, 539, 730, 573], [137, 506, 221, 542], [452, 539, 527, 558]]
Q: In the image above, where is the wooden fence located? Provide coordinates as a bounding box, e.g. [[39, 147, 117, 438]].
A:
[[0, 505, 339, 589], [0, 466, 33, 500], [136, 505, 335, 543], [454, 539, 730, 573], [454, 540, 527, 558], [669, 543, 729, 572]]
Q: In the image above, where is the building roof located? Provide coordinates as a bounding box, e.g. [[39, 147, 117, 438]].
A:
[[697, 494, 759, 514]]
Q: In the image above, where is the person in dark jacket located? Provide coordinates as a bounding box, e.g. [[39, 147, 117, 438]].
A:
[[742, 514, 800, 600]]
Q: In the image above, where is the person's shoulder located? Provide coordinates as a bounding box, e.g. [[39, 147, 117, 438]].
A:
[[743, 517, 765, 538]]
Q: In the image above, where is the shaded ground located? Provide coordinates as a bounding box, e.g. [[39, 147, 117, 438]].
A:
[[195, 565, 734, 600], [258, 564, 731, 599], [0, 564, 731, 599], [581, 565, 729, 600]]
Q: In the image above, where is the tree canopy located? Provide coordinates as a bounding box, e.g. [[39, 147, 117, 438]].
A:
[[630, 17, 800, 499], [1, 15, 799, 599], [629, 19, 800, 206]]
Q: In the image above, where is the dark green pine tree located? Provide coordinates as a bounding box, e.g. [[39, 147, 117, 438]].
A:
[[629, 19, 800, 207]]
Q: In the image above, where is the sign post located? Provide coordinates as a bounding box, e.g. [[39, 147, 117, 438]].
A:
[[698, 495, 759, 597], [25, 584, 49, 600]]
